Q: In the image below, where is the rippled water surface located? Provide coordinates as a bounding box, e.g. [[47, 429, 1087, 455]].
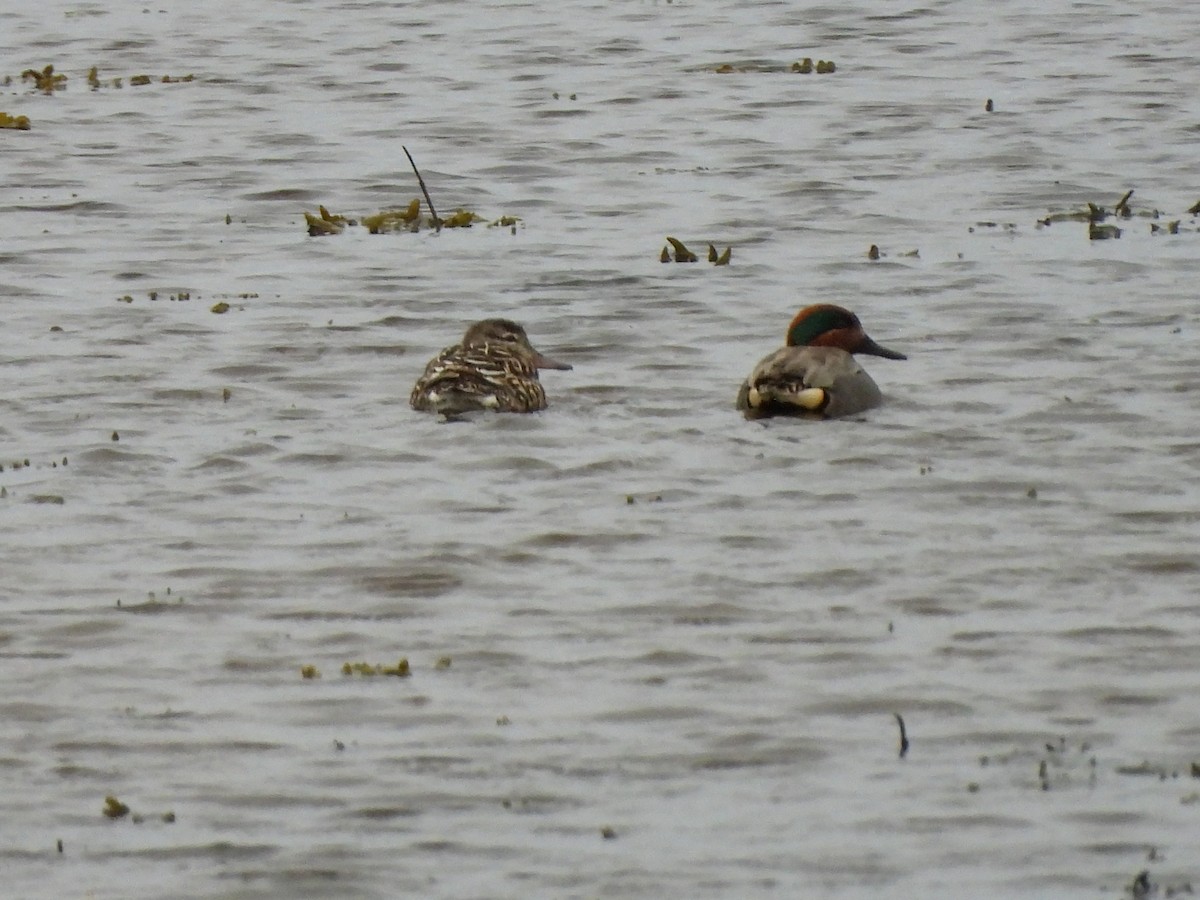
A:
[[4, 1, 1200, 897]]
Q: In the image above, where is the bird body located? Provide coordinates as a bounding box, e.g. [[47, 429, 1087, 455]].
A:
[[737, 304, 905, 419], [410, 319, 571, 415]]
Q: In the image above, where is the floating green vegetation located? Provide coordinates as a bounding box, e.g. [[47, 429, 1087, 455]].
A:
[[660, 236, 732, 265], [1088, 222, 1121, 241], [663, 236, 697, 262], [7, 65, 195, 92], [89, 66, 193, 89], [307, 148, 515, 237], [304, 205, 351, 236], [114, 587, 185, 613], [308, 200, 515, 236], [791, 58, 836, 74], [342, 657, 411, 677], [306, 147, 522, 237], [1149, 220, 1181, 235], [1039, 191, 1137, 225], [115, 290, 250, 308], [441, 208, 485, 228], [101, 794, 175, 824], [22, 65, 67, 93], [1034, 189, 1200, 238], [0, 112, 31, 130], [361, 198, 422, 233], [712, 58, 836, 74]]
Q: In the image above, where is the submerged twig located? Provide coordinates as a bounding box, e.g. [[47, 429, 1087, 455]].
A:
[[894, 713, 910, 759], [402, 145, 441, 232]]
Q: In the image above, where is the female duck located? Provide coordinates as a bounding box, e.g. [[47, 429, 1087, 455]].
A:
[[737, 304, 906, 418], [410, 318, 572, 415]]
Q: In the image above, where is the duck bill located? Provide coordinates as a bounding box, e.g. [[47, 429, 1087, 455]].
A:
[[533, 350, 573, 371], [856, 335, 907, 360]]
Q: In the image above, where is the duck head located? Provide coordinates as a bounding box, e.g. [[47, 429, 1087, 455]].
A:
[[462, 318, 573, 370], [785, 304, 906, 360]]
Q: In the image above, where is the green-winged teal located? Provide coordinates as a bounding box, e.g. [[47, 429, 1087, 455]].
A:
[[737, 304, 906, 418]]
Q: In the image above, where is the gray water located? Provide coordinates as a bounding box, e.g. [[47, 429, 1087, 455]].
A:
[[3, 1, 1200, 897]]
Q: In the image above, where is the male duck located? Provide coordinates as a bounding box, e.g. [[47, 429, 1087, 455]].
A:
[[736, 304, 906, 419], [410, 318, 572, 415]]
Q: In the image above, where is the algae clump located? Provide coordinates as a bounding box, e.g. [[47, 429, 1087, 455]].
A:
[[0, 112, 31, 130]]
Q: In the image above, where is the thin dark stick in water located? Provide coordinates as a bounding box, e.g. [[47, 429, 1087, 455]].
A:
[[402, 145, 441, 231], [1114, 189, 1134, 218], [894, 713, 909, 758]]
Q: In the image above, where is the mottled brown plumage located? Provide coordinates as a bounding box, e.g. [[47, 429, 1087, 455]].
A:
[[410, 319, 572, 415]]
